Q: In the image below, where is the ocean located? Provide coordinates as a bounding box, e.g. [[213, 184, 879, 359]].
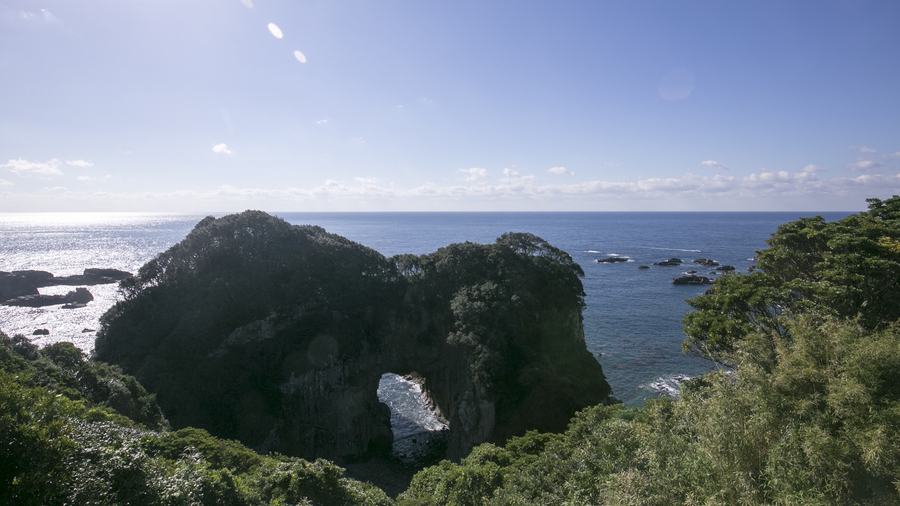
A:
[[0, 211, 850, 444]]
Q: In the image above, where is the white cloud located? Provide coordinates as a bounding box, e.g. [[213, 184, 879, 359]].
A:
[[701, 160, 730, 170], [459, 167, 489, 181], [77, 176, 95, 181], [6, 165, 900, 212], [503, 168, 536, 182], [846, 159, 879, 172], [2, 158, 63, 176], [801, 164, 825, 173], [354, 177, 380, 184], [7, 8, 56, 23], [66, 159, 93, 168], [317, 118, 329, 125], [846, 151, 900, 172], [849, 145, 877, 153], [267, 23, 283, 39], [0, 179, 12, 186], [548, 166, 573, 175], [212, 144, 233, 155]]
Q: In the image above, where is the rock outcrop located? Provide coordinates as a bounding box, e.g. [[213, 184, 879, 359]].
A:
[[0, 269, 132, 304], [0, 272, 40, 301], [596, 257, 628, 263], [4, 287, 94, 307], [693, 258, 720, 267], [654, 258, 683, 266], [672, 275, 713, 285], [96, 212, 611, 463]]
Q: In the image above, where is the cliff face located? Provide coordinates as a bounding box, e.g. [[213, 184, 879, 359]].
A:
[[95, 211, 611, 461]]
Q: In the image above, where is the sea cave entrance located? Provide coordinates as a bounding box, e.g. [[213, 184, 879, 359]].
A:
[[376, 372, 449, 465]]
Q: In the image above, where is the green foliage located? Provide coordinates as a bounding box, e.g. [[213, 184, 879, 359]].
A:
[[400, 316, 900, 505], [0, 332, 167, 430], [403, 232, 603, 398], [684, 195, 900, 364], [0, 330, 393, 505]]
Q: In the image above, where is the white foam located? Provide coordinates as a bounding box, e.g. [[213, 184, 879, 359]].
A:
[[640, 374, 691, 398], [643, 247, 702, 253]]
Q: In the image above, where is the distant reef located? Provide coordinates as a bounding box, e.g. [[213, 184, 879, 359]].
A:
[[95, 211, 611, 463]]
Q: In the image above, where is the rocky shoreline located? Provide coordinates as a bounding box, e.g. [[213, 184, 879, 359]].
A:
[[0, 268, 131, 307]]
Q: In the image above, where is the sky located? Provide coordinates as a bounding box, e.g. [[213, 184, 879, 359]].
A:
[[1, 0, 899, 212]]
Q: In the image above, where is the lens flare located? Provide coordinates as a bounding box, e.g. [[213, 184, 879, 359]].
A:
[[267, 23, 283, 39], [294, 50, 307, 63]]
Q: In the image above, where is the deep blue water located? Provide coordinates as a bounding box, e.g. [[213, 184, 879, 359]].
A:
[[0, 211, 851, 411]]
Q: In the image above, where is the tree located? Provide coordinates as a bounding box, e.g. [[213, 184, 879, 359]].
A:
[[683, 196, 900, 364]]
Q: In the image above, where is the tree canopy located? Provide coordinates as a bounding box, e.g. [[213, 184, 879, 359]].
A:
[[683, 195, 900, 364]]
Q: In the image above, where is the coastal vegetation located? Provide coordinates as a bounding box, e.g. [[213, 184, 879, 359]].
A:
[[0, 331, 392, 505], [3, 197, 900, 504]]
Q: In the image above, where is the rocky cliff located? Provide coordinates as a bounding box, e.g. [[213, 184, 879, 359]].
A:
[[95, 211, 611, 462]]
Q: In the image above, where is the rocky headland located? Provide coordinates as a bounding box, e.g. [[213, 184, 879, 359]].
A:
[[95, 211, 612, 472]]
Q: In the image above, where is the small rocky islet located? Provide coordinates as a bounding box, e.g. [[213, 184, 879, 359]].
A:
[[0, 268, 132, 307]]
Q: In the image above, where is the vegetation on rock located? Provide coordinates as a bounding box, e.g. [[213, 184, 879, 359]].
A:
[[95, 211, 609, 461]]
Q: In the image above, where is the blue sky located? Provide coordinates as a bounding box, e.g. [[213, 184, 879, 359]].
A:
[[1, 0, 899, 212]]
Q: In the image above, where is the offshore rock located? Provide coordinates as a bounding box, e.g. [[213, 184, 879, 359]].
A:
[[0, 272, 40, 301], [96, 211, 611, 463], [654, 258, 683, 266], [4, 287, 94, 307], [596, 257, 628, 263], [1, 269, 132, 303], [672, 275, 714, 285]]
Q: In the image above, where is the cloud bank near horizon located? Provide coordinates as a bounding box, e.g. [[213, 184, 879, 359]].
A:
[[3, 166, 898, 212]]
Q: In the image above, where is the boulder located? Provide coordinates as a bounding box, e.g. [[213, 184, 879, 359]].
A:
[[716, 265, 736, 271], [637, 265, 650, 270], [672, 275, 713, 285], [32, 328, 50, 335], [693, 258, 720, 267], [596, 257, 628, 263]]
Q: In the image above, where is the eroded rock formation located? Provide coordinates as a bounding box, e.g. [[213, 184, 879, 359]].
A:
[[95, 211, 611, 462]]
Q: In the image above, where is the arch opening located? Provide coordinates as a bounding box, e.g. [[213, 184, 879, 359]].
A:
[[376, 372, 448, 465]]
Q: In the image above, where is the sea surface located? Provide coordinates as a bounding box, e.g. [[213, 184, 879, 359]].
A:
[[0, 211, 850, 441]]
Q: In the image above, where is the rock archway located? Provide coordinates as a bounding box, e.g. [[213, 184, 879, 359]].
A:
[[95, 211, 611, 461]]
